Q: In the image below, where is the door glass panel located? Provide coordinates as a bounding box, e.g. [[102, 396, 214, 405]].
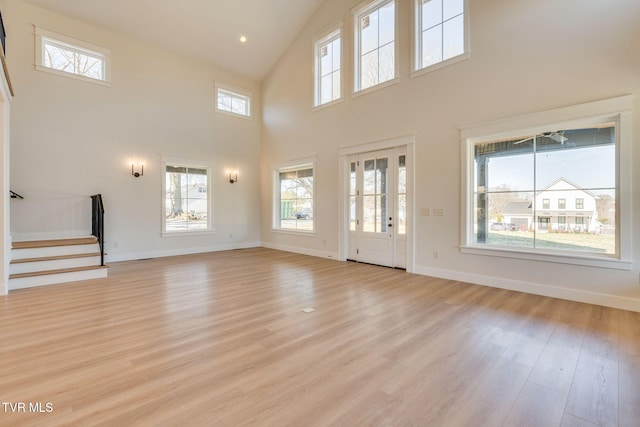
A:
[[349, 162, 357, 231], [362, 157, 389, 233], [398, 155, 406, 235], [363, 159, 375, 194], [363, 194, 376, 232], [377, 158, 388, 233]]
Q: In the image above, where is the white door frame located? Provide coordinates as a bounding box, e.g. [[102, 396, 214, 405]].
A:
[[338, 134, 415, 273]]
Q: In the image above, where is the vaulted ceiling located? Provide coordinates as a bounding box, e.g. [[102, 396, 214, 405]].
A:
[[24, 0, 325, 81]]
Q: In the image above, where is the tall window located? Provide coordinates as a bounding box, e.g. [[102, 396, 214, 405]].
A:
[[354, 0, 396, 92], [35, 27, 110, 84], [216, 83, 251, 118], [276, 166, 314, 232], [163, 161, 212, 234], [414, 0, 466, 72], [314, 26, 342, 107]]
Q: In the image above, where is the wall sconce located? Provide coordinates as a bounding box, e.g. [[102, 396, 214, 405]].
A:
[[131, 163, 144, 178], [228, 171, 238, 184]]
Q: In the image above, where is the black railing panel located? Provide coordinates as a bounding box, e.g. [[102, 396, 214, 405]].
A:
[[0, 9, 5, 54], [91, 194, 105, 266]]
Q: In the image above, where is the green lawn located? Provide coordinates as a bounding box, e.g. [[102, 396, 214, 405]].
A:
[[487, 231, 615, 254]]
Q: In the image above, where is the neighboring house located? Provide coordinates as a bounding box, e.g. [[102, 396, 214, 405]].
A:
[[502, 201, 533, 230], [534, 178, 598, 232]]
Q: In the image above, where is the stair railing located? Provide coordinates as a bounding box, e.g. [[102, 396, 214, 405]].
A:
[[90, 194, 105, 266]]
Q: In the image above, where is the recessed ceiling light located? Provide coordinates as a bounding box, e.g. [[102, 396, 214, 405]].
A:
[[239, 36, 247, 43]]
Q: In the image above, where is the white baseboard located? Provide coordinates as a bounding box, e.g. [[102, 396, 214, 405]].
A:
[[105, 241, 262, 263], [261, 241, 340, 261], [414, 264, 640, 313]]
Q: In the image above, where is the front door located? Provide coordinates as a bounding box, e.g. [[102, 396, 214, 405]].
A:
[[348, 148, 406, 268]]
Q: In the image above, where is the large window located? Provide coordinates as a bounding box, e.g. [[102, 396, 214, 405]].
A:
[[314, 26, 342, 107], [216, 83, 251, 118], [354, 0, 396, 92], [163, 160, 212, 234], [414, 0, 467, 73], [35, 27, 110, 84], [461, 96, 633, 269], [471, 125, 615, 254], [275, 166, 314, 232]]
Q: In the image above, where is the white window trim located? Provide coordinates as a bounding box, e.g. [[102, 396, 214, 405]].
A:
[[353, 0, 399, 95], [313, 23, 343, 110], [34, 26, 111, 86], [161, 156, 215, 237], [215, 81, 252, 119], [272, 156, 317, 234], [411, 0, 471, 78], [460, 95, 633, 270]]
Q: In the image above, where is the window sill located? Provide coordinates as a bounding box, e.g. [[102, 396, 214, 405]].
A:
[[215, 108, 252, 120], [410, 52, 470, 79], [313, 97, 344, 112], [162, 230, 215, 238], [460, 245, 632, 271], [272, 228, 316, 237], [352, 77, 399, 99], [35, 64, 111, 87]]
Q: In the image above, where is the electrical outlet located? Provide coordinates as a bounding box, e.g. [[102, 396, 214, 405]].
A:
[[112, 241, 119, 248], [433, 250, 439, 259]]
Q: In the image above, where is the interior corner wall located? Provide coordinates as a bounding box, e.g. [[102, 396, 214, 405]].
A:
[[260, 0, 640, 311], [2, 1, 262, 261], [0, 67, 10, 296]]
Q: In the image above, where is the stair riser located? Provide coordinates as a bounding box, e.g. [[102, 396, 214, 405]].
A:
[[8, 269, 108, 291], [10, 256, 102, 275], [11, 244, 100, 260]]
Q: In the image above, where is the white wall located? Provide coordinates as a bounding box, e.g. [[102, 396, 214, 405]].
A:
[[261, 0, 640, 310], [0, 44, 11, 295], [3, 1, 262, 261]]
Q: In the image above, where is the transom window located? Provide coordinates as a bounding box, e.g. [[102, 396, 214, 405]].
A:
[[35, 27, 110, 84], [162, 160, 212, 234], [216, 84, 251, 118], [275, 166, 315, 232], [354, 0, 396, 92], [414, 0, 467, 73], [314, 26, 342, 107]]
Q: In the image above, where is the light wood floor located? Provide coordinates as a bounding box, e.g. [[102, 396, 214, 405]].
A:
[[1, 248, 638, 426]]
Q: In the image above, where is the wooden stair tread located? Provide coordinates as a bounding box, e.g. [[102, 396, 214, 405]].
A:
[[11, 252, 102, 264], [9, 265, 109, 279], [12, 237, 98, 249]]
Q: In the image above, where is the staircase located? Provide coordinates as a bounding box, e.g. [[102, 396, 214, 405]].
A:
[[9, 236, 108, 290], [8, 194, 107, 291]]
